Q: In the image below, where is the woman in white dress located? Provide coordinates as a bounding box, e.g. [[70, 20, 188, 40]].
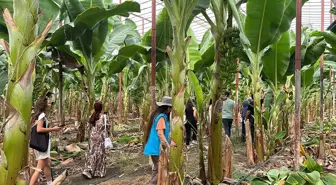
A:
[[29, 97, 62, 185]]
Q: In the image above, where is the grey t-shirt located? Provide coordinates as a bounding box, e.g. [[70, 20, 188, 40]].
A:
[[222, 98, 235, 119]]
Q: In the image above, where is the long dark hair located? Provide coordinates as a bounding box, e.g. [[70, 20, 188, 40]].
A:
[[186, 99, 193, 111], [88, 101, 103, 127], [31, 97, 48, 124], [144, 105, 170, 143]]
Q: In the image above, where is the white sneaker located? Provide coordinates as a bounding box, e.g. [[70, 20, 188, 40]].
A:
[[192, 140, 198, 145], [187, 145, 191, 150]]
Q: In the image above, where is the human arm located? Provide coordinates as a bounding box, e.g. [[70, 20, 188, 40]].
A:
[[36, 119, 62, 133], [193, 107, 198, 121], [245, 110, 251, 121]]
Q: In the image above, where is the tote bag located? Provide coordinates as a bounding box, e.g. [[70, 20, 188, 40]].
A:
[[104, 114, 113, 149], [30, 119, 49, 152]]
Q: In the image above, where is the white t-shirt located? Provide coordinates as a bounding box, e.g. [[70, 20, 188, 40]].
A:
[[33, 113, 51, 160]]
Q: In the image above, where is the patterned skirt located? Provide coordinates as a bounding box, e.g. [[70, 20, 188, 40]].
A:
[[83, 137, 106, 177]]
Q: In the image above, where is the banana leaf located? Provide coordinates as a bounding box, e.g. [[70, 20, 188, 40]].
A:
[[263, 31, 291, 86], [286, 36, 326, 77], [48, 1, 140, 47], [142, 8, 173, 52], [193, 45, 215, 72], [188, 70, 204, 112], [244, 0, 307, 53], [187, 29, 201, 70], [301, 60, 320, 88], [0, 0, 61, 36]]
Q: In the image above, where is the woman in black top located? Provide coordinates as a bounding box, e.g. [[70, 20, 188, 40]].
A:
[[185, 99, 198, 146]]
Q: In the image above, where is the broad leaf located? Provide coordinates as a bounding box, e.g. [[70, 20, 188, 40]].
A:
[[48, 1, 140, 46], [188, 71, 204, 112], [263, 31, 291, 86], [303, 37, 326, 66], [142, 8, 173, 52], [301, 61, 319, 88], [193, 45, 215, 72], [187, 29, 201, 70], [199, 29, 214, 55], [245, 0, 307, 53]]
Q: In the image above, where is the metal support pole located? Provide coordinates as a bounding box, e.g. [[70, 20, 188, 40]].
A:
[[150, 0, 157, 110], [294, 0, 302, 171], [318, 0, 326, 160], [142, 17, 145, 36], [235, 59, 240, 137]]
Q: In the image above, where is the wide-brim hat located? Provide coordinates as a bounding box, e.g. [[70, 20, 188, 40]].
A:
[[156, 96, 172, 107]]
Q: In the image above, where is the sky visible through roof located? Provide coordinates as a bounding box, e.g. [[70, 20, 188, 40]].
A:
[[115, 0, 335, 41]]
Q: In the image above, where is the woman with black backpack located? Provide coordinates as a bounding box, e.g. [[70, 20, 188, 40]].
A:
[[29, 97, 62, 185]]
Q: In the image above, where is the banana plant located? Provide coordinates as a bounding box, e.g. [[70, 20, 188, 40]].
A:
[[46, 0, 140, 141], [188, 70, 208, 184], [0, 0, 52, 184], [228, 0, 308, 162], [162, 0, 210, 182]]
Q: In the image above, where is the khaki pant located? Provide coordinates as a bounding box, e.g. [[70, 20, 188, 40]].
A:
[[149, 156, 159, 185]]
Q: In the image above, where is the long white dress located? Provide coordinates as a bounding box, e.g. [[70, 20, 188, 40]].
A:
[[33, 113, 51, 160]]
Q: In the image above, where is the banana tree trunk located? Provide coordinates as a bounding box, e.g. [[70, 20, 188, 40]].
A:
[[208, 45, 223, 184], [250, 54, 264, 162], [0, 1, 51, 184], [58, 60, 64, 126], [168, 43, 186, 182], [100, 77, 109, 112], [198, 118, 206, 184]]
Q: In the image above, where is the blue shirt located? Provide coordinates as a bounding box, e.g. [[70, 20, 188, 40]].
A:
[[144, 113, 170, 156]]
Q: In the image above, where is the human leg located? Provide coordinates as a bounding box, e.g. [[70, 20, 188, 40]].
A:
[[223, 119, 230, 137], [149, 156, 159, 185], [241, 120, 246, 142], [185, 122, 191, 145], [29, 159, 45, 185], [191, 121, 198, 141], [227, 119, 233, 137], [43, 158, 52, 184]]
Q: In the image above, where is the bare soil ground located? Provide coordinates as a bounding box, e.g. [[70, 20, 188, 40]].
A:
[[2, 117, 335, 185]]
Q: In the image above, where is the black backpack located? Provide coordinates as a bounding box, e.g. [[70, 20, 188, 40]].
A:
[[30, 118, 49, 152]]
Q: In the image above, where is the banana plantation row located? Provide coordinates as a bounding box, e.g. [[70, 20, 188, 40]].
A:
[[0, 0, 336, 185]]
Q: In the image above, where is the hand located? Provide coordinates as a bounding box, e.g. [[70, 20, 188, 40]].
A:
[[52, 126, 62, 132], [161, 142, 169, 150], [170, 140, 177, 148]]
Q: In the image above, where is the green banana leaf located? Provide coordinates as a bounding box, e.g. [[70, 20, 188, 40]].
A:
[[303, 37, 326, 66], [187, 29, 201, 70], [245, 0, 307, 53], [142, 0, 210, 52], [199, 29, 214, 55], [105, 44, 148, 76], [48, 1, 140, 46], [188, 71, 204, 113], [193, 45, 215, 72], [263, 31, 291, 86], [286, 36, 326, 77], [142, 8, 173, 52], [0, 0, 61, 39], [301, 60, 319, 88]]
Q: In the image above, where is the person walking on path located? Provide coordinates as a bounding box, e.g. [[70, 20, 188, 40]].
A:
[[185, 99, 198, 148], [29, 97, 62, 185], [144, 96, 176, 185], [222, 91, 235, 137], [242, 95, 255, 142], [82, 101, 108, 179]]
